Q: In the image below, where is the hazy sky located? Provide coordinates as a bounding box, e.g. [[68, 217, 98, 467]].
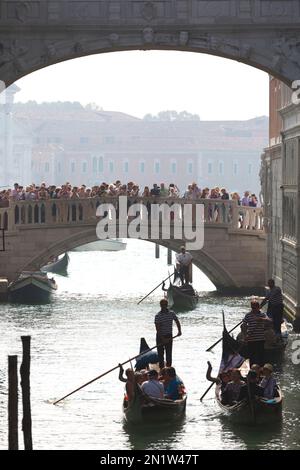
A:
[[15, 50, 269, 121]]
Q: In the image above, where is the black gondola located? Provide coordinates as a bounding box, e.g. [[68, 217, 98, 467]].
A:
[[215, 315, 283, 425], [123, 338, 187, 424]]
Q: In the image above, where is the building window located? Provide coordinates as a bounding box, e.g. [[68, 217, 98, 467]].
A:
[[248, 163, 252, 175], [140, 161, 145, 174], [187, 162, 193, 175], [93, 157, 97, 173], [71, 162, 75, 173], [57, 162, 61, 173], [219, 161, 224, 175], [45, 162, 50, 173], [233, 161, 238, 176], [208, 161, 213, 175], [154, 161, 160, 174], [171, 161, 177, 174], [109, 161, 114, 173], [124, 161, 129, 174], [105, 136, 115, 144], [98, 157, 104, 173], [82, 161, 87, 173], [80, 137, 89, 144]]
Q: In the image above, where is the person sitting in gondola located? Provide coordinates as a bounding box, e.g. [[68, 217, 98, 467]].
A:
[[206, 361, 232, 393], [260, 363, 279, 399], [239, 370, 264, 401], [118, 365, 136, 403], [141, 369, 164, 399], [164, 367, 184, 400], [251, 364, 262, 382], [222, 369, 245, 405]]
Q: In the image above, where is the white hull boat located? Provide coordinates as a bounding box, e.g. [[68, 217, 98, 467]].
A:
[[72, 239, 127, 252]]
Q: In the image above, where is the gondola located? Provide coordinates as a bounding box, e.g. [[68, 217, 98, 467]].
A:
[[166, 283, 199, 311], [8, 271, 57, 304], [123, 339, 187, 425], [41, 253, 69, 275], [215, 320, 283, 425]]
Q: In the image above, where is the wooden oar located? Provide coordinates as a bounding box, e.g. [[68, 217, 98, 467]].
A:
[[206, 320, 243, 352], [53, 335, 179, 405], [137, 272, 174, 305], [200, 381, 214, 401]]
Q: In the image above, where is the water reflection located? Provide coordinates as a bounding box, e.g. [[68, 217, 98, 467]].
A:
[[124, 418, 186, 450]]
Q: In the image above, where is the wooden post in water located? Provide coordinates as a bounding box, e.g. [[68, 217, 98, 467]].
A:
[[155, 243, 160, 259], [20, 336, 33, 450], [167, 248, 172, 265], [8, 355, 18, 450]]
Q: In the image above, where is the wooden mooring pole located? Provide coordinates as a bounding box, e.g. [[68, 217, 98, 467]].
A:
[[155, 243, 160, 259], [20, 336, 33, 450], [8, 355, 18, 450], [167, 248, 172, 265]]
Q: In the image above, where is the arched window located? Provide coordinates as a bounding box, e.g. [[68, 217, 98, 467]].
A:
[[82, 161, 87, 173], [93, 157, 97, 173], [140, 161, 145, 174], [98, 156, 104, 173], [187, 161, 193, 175], [124, 161, 129, 174], [154, 160, 160, 174], [109, 161, 114, 173], [171, 161, 177, 175]]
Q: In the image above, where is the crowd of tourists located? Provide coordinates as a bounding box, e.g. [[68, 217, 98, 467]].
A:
[[0, 181, 259, 208]]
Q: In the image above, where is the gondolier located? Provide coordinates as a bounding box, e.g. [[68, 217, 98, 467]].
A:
[[176, 246, 193, 285], [242, 298, 271, 366], [155, 299, 182, 370], [260, 279, 284, 339]]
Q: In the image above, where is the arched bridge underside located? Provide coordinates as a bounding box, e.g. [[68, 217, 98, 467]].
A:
[[0, 198, 266, 294], [0, 1, 300, 87]]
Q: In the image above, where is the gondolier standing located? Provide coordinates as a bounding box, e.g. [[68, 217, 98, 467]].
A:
[[176, 246, 193, 285], [155, 299, 182, 370], [260, 279, 284, 340], [242, 298, 270, 367]]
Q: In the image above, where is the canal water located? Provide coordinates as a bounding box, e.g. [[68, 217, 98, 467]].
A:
[[0, 239, 300, 450]]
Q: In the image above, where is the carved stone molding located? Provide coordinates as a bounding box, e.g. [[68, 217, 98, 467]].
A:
[[1, 2, 300, 85]]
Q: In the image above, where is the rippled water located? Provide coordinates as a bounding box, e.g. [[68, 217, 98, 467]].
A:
[[0, 239, 300, 450]]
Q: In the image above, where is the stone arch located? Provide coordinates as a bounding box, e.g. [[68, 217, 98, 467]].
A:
[[1, 2, 300, 86], [22, 229, 236, 291]]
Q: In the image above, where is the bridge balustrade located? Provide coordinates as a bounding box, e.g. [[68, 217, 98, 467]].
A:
[[2, 198, 264, 234]]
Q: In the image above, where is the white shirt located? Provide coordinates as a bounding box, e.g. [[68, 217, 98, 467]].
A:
[[141, 380, 164, 398], [176, 252, 193, 266]]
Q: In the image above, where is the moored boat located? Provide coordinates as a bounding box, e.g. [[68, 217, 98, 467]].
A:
[[123, 338, 187, 425], [167, 283, 199, 311], [41, 253, 69, 275], [72, 239, 126, 252], [8, 271, 57, 304]]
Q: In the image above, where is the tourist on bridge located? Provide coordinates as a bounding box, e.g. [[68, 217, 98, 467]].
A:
[[242, 298, 271, 366], [155, 298, 182, 370], [260, 279, 284, 340], [176, 246, 193, 285]]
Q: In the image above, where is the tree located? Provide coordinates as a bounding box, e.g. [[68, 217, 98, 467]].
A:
[[143, 110, 200, 121]]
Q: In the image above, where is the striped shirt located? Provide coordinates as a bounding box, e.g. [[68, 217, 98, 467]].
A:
[[243, 311, 266, 342], [155, 309, 178, 336], [263, 286, 283, 306]]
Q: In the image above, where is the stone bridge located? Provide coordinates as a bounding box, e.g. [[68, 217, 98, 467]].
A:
[[1, 1, 300, 88], [0, 197, 266, 293]]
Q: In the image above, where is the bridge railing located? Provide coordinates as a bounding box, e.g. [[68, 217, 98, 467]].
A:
[[1, 197, 264, 234]]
